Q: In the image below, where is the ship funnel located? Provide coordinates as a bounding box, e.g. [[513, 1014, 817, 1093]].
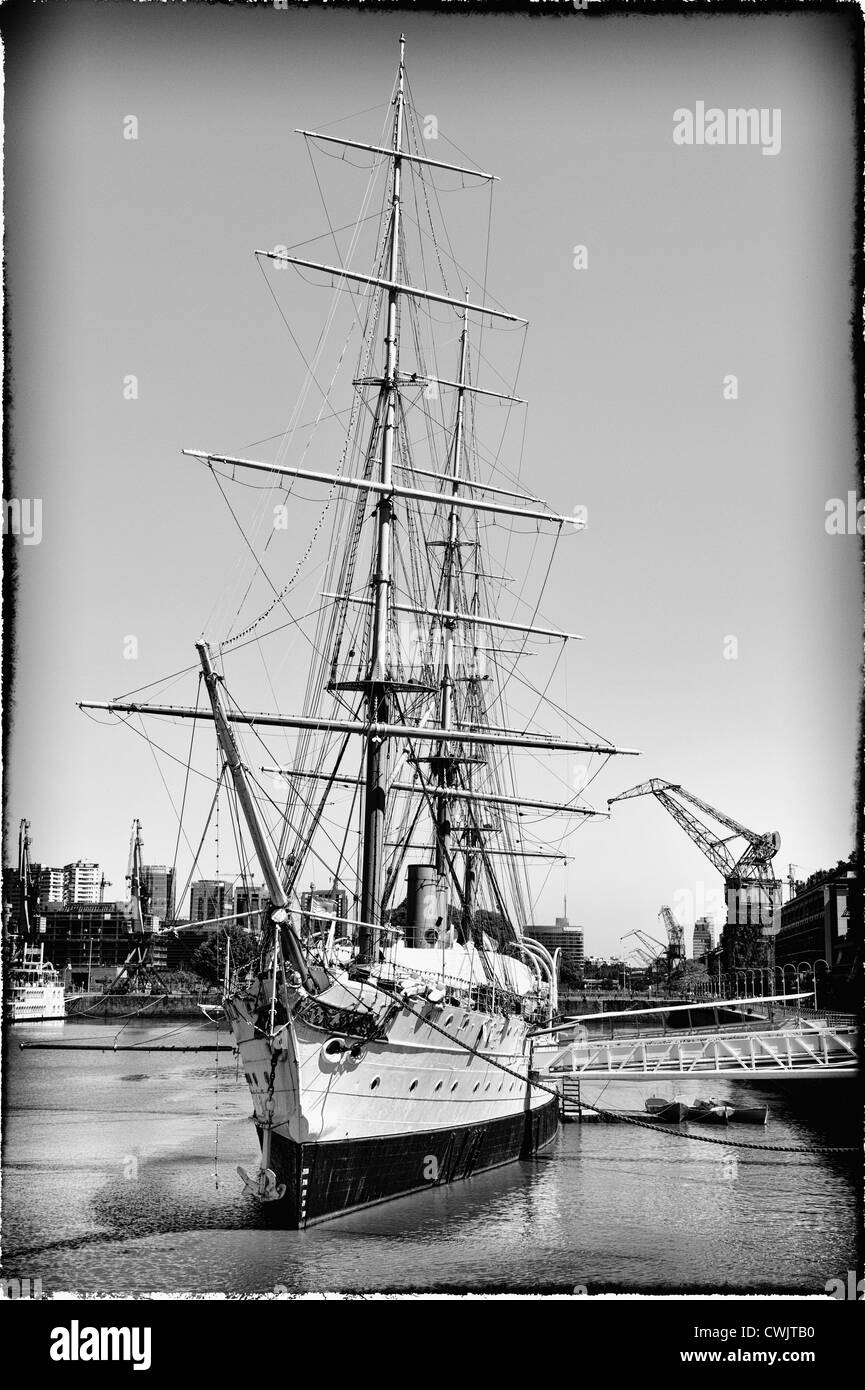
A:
[[406, 864, 447, 949]]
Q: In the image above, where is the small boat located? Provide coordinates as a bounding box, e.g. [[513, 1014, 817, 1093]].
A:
[[727, 1105, 769, 1125], [688, 1097, 769, 1125], [686, 1099, 731, 1125], [645, 1096, 689, 1123]]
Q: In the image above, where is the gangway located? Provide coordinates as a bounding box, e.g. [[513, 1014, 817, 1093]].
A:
[[533, 995, 858, 1080]]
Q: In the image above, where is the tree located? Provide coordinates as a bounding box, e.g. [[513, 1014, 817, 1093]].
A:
[[191, 925, 260, 985]]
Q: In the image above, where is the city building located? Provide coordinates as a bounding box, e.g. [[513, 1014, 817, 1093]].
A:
[[33, 901, 165, 988], [774, 860, 855, 975], [529, 916, 585, 978], [692, 917, 715, 962], [63, 861, 100, 905], [234, 883, 268, 932], [38, 867, 64, 904], [142, 865, 176, 924], [189, 880, 234, 925]]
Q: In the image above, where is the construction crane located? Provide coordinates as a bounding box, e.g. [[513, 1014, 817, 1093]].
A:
[[608, 779, 781, 970]]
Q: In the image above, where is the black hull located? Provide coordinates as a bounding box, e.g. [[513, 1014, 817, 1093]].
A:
[[257, 1096, 560, 1228]]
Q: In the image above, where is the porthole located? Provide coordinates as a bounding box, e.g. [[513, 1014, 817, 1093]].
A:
[[444, 1014, 454, 1028], [451, 1081, 458, 1092], [485, 1082, 491, 1091], [370, 1077, 381, 1090], [435, 1080, 443, 1092], [409, 1079, 418, 1092], [473, 1082, 480, 1093], [498, 1082, 504, 1092]]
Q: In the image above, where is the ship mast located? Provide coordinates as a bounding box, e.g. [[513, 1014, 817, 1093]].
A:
[[79, 38, 643, 964], [434, 295, 470, 918], [196, 641, 315, 991], [358, 35, 405, 960]]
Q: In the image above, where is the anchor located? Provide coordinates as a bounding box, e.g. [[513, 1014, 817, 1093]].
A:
[[237, 1105, 286, 1201], [237, 1165, 286, 1202]]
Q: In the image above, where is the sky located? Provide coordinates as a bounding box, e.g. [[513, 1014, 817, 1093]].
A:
[[3, 3, 861, 959]]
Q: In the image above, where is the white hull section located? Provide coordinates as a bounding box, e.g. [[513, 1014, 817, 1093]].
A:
[[227, 974, 551, 1145], [7, 984, 66, 1022]]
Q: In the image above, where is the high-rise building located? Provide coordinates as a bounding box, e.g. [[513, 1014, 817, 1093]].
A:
[[142, 865, 176, 923], [692, 917, 715, 962], [38, 867, 65, 904], [63, 861, 100, 905], [189, 880, 233, 925], [530, 916, 585, 977]]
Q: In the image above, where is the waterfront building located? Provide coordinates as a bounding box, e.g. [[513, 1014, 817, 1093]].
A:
[[774, 860, 855, 974], [530, 917, 585, 978], [34, 901, 165, 988]]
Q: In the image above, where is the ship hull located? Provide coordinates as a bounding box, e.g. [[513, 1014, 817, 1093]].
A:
[[256, 1092, 559, 1227]]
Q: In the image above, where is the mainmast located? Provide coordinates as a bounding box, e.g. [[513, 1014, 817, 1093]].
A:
[[434, 295, 470, 916], [358, 35, 405, 959]]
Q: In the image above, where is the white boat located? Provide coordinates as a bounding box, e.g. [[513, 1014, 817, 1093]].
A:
[[6, 943, 66, 1022], [80, 37, 635, 1226]]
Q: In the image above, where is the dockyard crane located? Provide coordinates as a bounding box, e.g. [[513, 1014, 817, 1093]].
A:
[[608, 780, 781, 969], [622, 921, 684, 986], [114, 819, 165, 994], [6, 818, 37, 941], [659, 904, 685, 970]]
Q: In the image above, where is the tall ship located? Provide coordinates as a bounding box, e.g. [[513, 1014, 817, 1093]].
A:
[[80, 39, 637, 1226]]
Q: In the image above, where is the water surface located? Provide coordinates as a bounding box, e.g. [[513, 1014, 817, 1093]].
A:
[[2, 1019, 857, 1294]]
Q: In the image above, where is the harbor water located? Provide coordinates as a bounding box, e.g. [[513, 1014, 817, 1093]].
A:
[[2, 1019, 857, 1295]]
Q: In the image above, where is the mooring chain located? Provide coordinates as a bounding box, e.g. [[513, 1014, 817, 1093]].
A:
[[395, 997, 857, 1156], [268, 959, 857, 1158]]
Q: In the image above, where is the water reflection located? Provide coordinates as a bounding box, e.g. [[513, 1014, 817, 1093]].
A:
[[2, 1020, 858, 1294]]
